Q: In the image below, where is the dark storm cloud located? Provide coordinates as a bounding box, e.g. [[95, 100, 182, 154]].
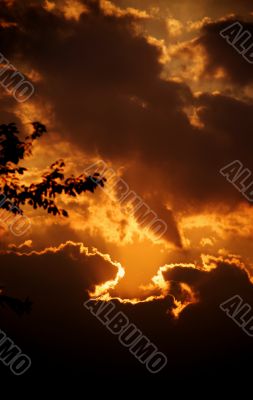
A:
[[0, 242, 119, 298], [1, 246, 253, 383], [1, 0, 192, 161], [0, 0, 194, 245], [1, 1, 253, 237]]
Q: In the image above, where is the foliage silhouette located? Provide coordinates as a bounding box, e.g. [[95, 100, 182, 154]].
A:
[[0, 122, 106, 216]]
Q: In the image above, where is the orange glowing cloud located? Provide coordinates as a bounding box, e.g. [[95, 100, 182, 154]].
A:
[[100, 0, 149, 19]]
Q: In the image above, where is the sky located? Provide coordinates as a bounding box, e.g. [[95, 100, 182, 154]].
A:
[[0, 0, 253, 386]]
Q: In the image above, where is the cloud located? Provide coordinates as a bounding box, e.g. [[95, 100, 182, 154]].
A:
[[195, 17, 253, 86], [0, 241, 121, 300], [1, 243, 253, 382], [1, 1, 253, 250], [0, 0, 191, 246], [166, 17, 183, 37]]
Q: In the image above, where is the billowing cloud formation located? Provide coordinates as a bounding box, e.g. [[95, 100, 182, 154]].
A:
[[0, 241, 121, 310], [0, 1, 252, 243], [1, 244, 253, 383]]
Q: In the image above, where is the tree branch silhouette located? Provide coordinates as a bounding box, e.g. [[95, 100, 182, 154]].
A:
[[0, 122, 106, 216]]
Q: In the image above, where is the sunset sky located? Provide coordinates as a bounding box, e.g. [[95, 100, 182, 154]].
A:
[[0, 0, 253, 385]]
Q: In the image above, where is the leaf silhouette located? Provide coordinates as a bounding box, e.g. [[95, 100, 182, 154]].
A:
[[0, 122, 106, 217]]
